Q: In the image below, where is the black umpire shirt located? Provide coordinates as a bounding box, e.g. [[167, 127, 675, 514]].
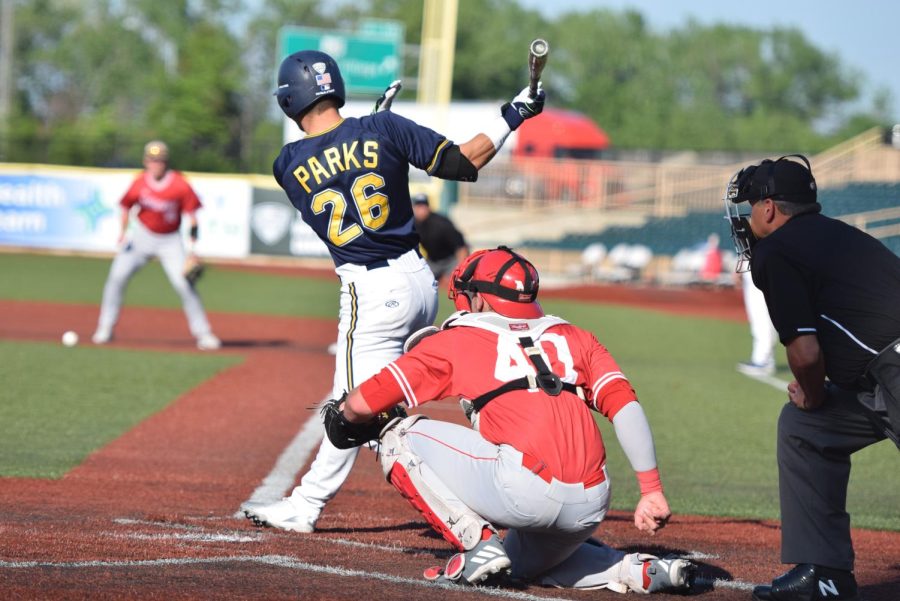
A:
[[751, 212, 900, 390], [415, 212, 467, 262]]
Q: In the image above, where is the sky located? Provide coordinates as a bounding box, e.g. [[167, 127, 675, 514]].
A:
[[518, 0, 900, 122]]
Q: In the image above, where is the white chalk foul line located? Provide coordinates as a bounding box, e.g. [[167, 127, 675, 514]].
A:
[[0, 555, 577, 601], [14, 517, 765, 596], [694, 577, 757, 592], [233, 396, 331, 518]]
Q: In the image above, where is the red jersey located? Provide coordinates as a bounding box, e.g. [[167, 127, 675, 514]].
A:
[[360, 313, 637, 486], [120, 170, 201, 234]]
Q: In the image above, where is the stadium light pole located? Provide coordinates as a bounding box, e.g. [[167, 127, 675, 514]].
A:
[[417, 0, 458, 209]]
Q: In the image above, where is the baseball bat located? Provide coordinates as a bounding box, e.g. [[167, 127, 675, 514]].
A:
[[528, 38, 550, 98]]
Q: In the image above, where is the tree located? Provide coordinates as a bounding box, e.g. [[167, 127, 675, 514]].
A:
[[1, 0, 891, 168]]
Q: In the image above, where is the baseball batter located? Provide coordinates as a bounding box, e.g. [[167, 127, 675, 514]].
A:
[[322, 247, 693, 592], [92, 140, 220, 350], [242, 50, 546, 533]]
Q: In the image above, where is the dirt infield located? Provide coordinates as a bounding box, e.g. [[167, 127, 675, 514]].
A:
[[1, 291, 897, 600]]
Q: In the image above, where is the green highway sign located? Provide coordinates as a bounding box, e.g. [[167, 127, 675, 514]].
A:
[[278, 25, 403, 95]]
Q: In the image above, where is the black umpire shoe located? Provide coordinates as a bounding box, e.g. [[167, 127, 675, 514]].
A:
[[752, 564, 859, 601]]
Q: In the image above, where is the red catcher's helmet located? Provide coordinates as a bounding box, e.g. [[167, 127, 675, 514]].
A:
[[448, 246, 543, 318]]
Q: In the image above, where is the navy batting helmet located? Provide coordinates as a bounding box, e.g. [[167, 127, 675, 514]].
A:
[[275, 50, 346, 119]]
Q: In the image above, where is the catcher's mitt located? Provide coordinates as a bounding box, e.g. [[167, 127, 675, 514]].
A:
[[321, 393, 407, 449], [183, 254, 205, 286]]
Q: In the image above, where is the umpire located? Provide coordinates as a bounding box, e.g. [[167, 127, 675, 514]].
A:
[[725, 154, 900, 601], [411, 192, 469, 282]]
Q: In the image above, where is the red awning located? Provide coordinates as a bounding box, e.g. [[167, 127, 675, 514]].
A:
[[513, 108, 610, 158]]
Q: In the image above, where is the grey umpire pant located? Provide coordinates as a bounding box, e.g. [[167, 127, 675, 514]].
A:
[[777, 383, 889, 571]]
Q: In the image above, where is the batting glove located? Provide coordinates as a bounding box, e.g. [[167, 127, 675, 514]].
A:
[[500, 83, 545, 130], [372, 80, 402, 114]]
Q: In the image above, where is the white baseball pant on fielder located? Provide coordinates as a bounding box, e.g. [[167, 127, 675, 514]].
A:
[[284, 248, 438, 518], [742, 269, 777, 366], [96, 221, 213, 337]]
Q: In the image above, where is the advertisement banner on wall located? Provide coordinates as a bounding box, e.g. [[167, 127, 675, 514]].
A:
[[0, 166, 251, 259], [250, 188, 330, 259], [186, 175, 251, 259], [0, 170, 132, 251]]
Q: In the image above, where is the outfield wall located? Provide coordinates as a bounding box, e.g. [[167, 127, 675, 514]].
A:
[[0, 163, 332, 261]]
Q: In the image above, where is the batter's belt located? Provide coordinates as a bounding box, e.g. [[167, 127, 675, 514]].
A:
[[521, 452, 606, 488]]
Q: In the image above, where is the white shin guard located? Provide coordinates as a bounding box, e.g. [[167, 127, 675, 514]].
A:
[[379, 415, 489, 551]]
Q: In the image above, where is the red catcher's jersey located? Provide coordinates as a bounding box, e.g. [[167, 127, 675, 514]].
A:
[[360, 314, 637, 486], [120, 170, 201, 234]]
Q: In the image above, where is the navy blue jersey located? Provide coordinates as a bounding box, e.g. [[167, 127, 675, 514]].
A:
[[751, 212, 900, 389], [273, 111, 451, 267]]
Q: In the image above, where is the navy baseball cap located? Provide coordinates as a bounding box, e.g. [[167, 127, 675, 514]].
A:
[[730, 154, 817, 205], [411, 193, 430, 205]]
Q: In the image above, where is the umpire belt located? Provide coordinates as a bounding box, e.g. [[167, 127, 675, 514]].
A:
[[521, 452, 606, 488]]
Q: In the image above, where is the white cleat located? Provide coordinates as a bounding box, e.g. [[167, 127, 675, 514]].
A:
[[241, 498, 318, 533], [423, 534, 511, 585], [197, 333, 221, 351], [620, 553, 694, 594], [92, 328, 112, 345]]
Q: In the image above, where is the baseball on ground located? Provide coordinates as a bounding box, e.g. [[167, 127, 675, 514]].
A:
[[61, 331, 79, 347]]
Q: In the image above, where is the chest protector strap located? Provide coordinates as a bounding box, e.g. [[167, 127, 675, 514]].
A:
[[471, 336, 585, 413]]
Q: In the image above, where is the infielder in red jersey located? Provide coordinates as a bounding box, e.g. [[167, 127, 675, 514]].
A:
[[92, 140, 220, 350], [325, 247, 694, 592]]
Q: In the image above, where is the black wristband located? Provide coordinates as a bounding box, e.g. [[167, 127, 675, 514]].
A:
[[189, 224, 199, 240]]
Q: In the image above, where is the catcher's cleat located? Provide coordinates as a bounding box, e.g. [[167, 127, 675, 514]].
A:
[[241, 498, 318, 533], [423, 534, 511, 585], [617, 553, 694, 594]]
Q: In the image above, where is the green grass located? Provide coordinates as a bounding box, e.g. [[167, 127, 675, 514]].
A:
[[0, 253, 339, 318], [0, 339, 240, 478], [1, 252, 898, 529]]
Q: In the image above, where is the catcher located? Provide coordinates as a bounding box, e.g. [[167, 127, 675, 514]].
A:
[[321, 246, 694, 592]]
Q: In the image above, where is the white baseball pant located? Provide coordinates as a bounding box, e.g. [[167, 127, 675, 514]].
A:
[[96, 221, 213, 337], [286, 248, 438, 515], [742, 270, 777, 366], [383, 418, 630, 588]]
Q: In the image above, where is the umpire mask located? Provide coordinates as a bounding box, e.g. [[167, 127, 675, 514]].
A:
[[723, 167, 757, 273]]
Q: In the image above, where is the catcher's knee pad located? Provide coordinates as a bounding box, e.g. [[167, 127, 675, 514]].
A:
[[387, 459, 489, 552], [378, 414, 429, 480], [379, 416, 489, 552]]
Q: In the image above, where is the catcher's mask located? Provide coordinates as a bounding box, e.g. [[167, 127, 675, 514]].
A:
[[448, 246, 543, 318], [724, 154, 817, 272], [275, 50, 346, 120]]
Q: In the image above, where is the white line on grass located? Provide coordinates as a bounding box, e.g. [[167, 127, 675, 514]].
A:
[[0, 555, 577, 601], [741, 372, 790, 391]]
